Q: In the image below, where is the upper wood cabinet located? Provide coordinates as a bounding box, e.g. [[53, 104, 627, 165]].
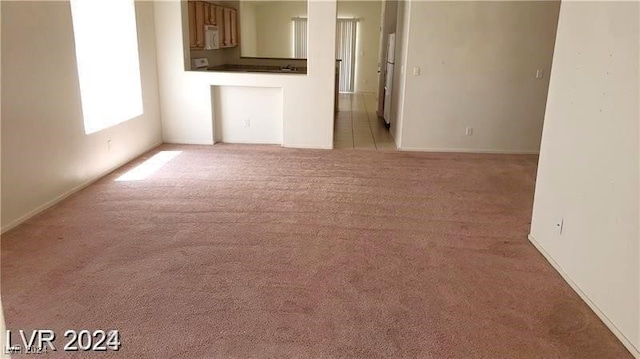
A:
[[210, 5, 217, 26], [194, 1, 205, 48], [188, 2, 197, 49], [215, 6, 224, 34], [230, 8, 237, 47], [188, 1, 237, 50], [203, 3, 211, 25], [223, 8, 232, 47]]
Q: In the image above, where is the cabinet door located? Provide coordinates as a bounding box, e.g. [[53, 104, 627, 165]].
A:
[[188, 2, 197, 49], [216, 6, 225, 44], [203, 3, 211, 25], [230, 8, 237, 46], [210, 5, 217, 26], [223, 8, 232, 47], [195, 1, 205, 48]]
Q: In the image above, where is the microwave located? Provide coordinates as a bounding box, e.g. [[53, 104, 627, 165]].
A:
[[204, 25, 220, 50]]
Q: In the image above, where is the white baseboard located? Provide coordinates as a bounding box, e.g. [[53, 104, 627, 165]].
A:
[[162, 139, 213, 145], [528, 234, 640, 358], [284, 144, 332, 150], [399, 146, 540, 155], [218, 140, 282, 146], [1, 141, 163, 234]]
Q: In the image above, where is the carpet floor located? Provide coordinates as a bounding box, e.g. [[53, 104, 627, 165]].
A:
[[1, 144, 632, 358]]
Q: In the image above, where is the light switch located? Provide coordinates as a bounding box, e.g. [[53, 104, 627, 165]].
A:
[[413, 66, 421, 76], [536, 69, 544, 79]]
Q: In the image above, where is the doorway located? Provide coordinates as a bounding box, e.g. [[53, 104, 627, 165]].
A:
[[333, 0, 395, 150], [335, 0, 384, 95], [336, 19, 358, 92], [333, 93, 396, 150]]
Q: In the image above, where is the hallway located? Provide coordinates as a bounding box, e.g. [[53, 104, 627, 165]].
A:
[[333, 93, 396, 150]]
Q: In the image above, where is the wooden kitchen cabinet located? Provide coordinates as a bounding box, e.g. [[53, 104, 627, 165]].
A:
[[223, 8, 232, 47], [230, 8, 237, 46], [188, 2, 197, 49], [210, 5, 217, 26], [194, 1, 205, 48], [215, 6, 224, 33], [220, 7, 238, 47], [203, 3, 211, 25], [188, 1, 237, 50]]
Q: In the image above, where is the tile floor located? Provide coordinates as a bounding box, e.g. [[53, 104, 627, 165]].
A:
[[333, 92, 397, 150]]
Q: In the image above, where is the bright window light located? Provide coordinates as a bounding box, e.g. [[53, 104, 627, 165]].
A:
[[70, 0, 143, 134], [116, 151, 182, 182]]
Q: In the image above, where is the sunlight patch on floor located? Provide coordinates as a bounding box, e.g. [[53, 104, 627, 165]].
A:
[[115, 151, 182, 182]]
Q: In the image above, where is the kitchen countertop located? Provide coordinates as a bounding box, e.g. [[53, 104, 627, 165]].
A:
[[207, 64, 307, 74]]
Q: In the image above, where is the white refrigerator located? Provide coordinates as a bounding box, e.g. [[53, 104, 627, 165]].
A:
[[383, 33, 396, 125]]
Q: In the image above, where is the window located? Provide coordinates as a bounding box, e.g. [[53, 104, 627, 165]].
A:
[[293, 17, 307, 59], [70, 0, 143, 134]]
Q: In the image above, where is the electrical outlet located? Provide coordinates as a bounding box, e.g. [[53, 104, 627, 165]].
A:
[[244, 119, 250, 127], [536, 69, 544, 79], [412, 66, 421, 76], [465, 127, 473, 136]]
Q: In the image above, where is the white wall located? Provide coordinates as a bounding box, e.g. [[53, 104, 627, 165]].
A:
[[389, 0, 409, 148], [530, 1, 639, 357], [155, 0, 336, 148], [337, 0, 382, 94], [254, 1, 307, 59], [239, 1, 258, 57], [1, 1, 163, 231], [396, 1, 560, 153], [213, 86, 283, 144]]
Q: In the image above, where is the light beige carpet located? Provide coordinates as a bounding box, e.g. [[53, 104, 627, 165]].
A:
[[1, 144, 632, 358]]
